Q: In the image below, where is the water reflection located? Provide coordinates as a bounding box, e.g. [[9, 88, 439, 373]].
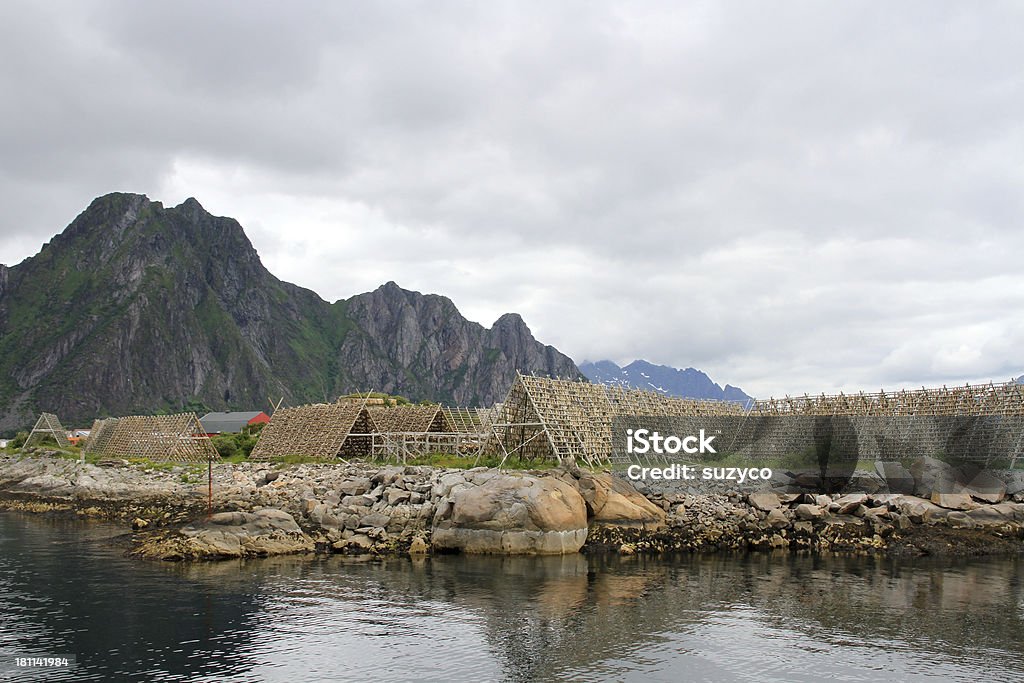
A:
[[2, 513, 1023, 682]]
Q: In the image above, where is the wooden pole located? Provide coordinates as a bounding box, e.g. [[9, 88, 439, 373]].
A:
[[208, 458, 212, 519]]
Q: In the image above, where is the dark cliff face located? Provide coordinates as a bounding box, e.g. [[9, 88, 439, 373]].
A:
[[0, 193, 582, 428], [337, 284, 580, 406]]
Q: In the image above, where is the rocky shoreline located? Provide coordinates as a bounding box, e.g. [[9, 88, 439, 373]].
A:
[[1, 453, 1023, 561]]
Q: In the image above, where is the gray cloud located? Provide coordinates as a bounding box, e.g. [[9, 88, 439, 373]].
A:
[[1, 0, 1022, 398]]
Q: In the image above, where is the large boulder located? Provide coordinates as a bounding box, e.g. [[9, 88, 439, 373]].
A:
[[794, 504, 825, 521], [909, 457, 962, 497], [874, 461, 915, 495], [930, 493, 979, 511], [966, 503, 1024, 526], [1002, 471, 1024, 497], [432, 475, 588, 554], [961, 468, 1006, 504], [138, 508, 313, 560], [747, 491, 782, 512], [576, 473, 665, 529], [829, 493, 868, 514], [896, 495, 949, 524]]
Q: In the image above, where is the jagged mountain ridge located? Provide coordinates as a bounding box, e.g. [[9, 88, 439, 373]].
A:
[[0, 193, 582, 429], [579, 359, 753, 406]]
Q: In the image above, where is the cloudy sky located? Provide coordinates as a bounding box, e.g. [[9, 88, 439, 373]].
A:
[[1, 1, 1022, 398]]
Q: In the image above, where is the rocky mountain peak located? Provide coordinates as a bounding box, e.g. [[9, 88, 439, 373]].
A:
[[579, 358, 752, 404], [0, 194, 583, 428]]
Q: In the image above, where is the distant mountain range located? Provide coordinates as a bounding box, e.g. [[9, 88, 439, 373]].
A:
[[578, 359, 753, 406], [0, 193, 581, 429]]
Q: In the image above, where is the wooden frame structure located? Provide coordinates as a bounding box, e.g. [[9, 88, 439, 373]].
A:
[[249, 398, 376, 460], [244, 378, 1024, 467], [744, 380, 1024, 466], [25, 412, 71, 449], [442, 407, 497, 433], [367, 405, 447, 434], [484, 374, 746, 467], [83, 413, 216, 462], [751, 381, 1024, 417], [249, 397, 502, 462], [84, 418, 118, 455]]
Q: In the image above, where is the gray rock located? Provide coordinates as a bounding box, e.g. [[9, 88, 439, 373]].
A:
[[869, 493, 904, 509], [1002, 471, 1024, 496], [748, 492, 781, 511], [360, 512, 391, 529], [432, 474, 587, 554], [309, 503, 329, 524], [386, 489, 411, 505], [874, 461, 915, 494], [171, 508, 309, 559], [962, 469, 1006, 504], [945, 511, 976, 529], [829, 493, 867, 514], [334, 534, 373, 551], [765, 508, 789, 529], [930, 493, 979, 511], [339, 478, 371, 496], [910, 456, 961, 496], [433, 472, 467, 499], [897, 496, 949, 523], [793, 473, 821, 489], [795, 504, 825, 521], [863, 506, 889, 519]]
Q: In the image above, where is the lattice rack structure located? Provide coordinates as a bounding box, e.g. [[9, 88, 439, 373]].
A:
[[25, 412, 71, 449], [484, 373, 747, 468], [249, 399, 376, 460], [481, 375, 1024, 468], [84, 418, 118, 454], [357, 405, 455, 462], [751, 381, 1024, 417], [251, 399, 496, 462], [221, 377, 1024, 467], [742, 380, 1024, 466], [82, 413, 216, 462]]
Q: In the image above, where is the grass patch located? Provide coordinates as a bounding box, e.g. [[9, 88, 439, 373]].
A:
[[254, 451, 560, 471], [124, 458, 179, 472], [375, 452, 556, 471], [268, 454, 332, 467]]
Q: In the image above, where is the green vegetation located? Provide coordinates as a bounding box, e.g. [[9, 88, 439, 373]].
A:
[[255, 451, 554, 471], [359, 452, 554, 471], [210, 425, 262, 459]]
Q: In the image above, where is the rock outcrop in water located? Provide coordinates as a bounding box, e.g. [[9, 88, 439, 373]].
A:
[[2, 453, 1024, 560], [432, 474, 588, 554]]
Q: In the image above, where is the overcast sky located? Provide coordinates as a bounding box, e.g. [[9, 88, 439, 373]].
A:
[[1, 1, 1022, 398]]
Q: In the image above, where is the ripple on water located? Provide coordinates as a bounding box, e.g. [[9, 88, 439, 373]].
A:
[[2, 513, 1024, 682]]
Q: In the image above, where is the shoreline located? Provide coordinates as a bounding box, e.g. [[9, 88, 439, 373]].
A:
[[2, 453, 1023, 561]]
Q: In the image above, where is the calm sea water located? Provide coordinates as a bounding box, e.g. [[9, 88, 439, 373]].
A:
[[1, 512, 1023, 682]]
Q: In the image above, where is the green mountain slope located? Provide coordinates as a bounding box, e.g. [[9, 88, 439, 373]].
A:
[[0, 193, 581, 429]]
